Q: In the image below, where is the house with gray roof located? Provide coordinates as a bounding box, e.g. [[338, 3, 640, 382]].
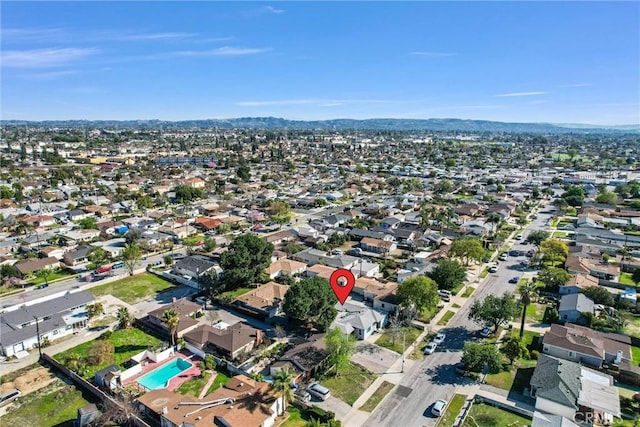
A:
[[330, 300, 387, 340], [0, 290, 94, 357], [530, 353, 620, 422], [172, 255, 219, 280], [558, 293, 594, 323]]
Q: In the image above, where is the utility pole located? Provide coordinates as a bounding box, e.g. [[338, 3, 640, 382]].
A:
[[401, 328, 406, 373], [34, 316, 42, 358]]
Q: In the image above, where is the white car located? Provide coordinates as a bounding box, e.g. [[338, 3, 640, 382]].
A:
[[423, 342, 437, 355], [432, 399, 447, 417], [480, 327, 492, 337], [515, 234, 523, 240], [433, 332, 446, 345], [499, 253, 508, 261]]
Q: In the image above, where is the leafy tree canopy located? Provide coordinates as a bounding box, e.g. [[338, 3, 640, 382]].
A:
[[582, 286, 615, 307], [396, 276, 439, 313], [469, 292, 518, 332], [220, 234, 273, 289], [449, 237, 486, 266], [283, 276, 337, 332], [428, 259, 467, 291], [526, 230, 550, 246], [462, 342, 501, 373]]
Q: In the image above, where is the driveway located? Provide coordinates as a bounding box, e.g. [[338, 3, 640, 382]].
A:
[[351, 341, 400, 375], [314, 396, 353, 421]]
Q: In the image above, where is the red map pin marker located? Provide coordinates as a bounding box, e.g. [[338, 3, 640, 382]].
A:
[[329, 268, 356, 305]]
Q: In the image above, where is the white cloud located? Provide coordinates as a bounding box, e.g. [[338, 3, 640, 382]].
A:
[[264, 5, 285, 14], [113, 32, 197, 41], [21, 69, 79, 80], [495, 91, 547, 97], [1, 48, 98, 68], [175, 46, 270, 57], [410, 51, 457, 57]]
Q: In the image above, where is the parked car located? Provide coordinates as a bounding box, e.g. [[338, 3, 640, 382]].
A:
[[423, 342, 437, 355], [489, 265, 499, 273], [499, 253, 508, 261], [433, 332, 446, 345], [455, 362, 467, 375], [509, 276, 519, 284], [432, 399, 447, 417], [480, 327, 492, 337], [515, 234, 523, 240], [308, 383, 331, 401], [0, 389, 20, 407]]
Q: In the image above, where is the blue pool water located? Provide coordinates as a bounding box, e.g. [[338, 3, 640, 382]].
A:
[[137, 358, 193, 390]]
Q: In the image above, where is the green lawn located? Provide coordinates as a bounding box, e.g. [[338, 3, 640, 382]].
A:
[[321, 362, 376, 406], [526, 303, 547, 323], [90, 272, 177, 304], [451, 281, 465, 296], [376, 327, 423, 354], [1, 379, 94, 427], [479, 268, 489, 279], [437, 310, 456, 326], [219, 287, 253, 300], [29, 270, 75, 285], [207, 369, 231, 394], [176, 371, 212, 396], [620, 272, 636, 286], [452, 303, 461, 309], [360, 381, 395, 412], [281, 407, 309, 427], [632, 346, 640, 366], [439, 394, 467, 427], [461, 287, 475, 298], [462, 402, 532, 427], [55, 327, 164, 378], [417, 305, 441, 323]]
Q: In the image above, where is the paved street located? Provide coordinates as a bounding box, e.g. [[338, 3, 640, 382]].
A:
[[363, 205, 555, 427]]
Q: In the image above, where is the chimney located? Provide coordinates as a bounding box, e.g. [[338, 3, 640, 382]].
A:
[[255, 330, 262, 346]]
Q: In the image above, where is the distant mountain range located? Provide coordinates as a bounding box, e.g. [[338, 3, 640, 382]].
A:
[[2, 117, 639, 134]]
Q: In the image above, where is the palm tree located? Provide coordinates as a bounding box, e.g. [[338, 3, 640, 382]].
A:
[[162, 309, 180, 347], [117, 307, 131, 329], [273, 368, 294, 410], [518, 280, 538, 339]]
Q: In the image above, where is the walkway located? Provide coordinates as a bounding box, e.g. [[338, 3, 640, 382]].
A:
[[199, 371, 217, 399]]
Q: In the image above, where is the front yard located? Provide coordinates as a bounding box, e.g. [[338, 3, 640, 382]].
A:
[[375, 326, 423, 354], [90, 272, 177, 304], [320, 362, 376, 406], [484, 329, 540, 393], [54, 327, 164, 378], [28, 269, 76, 285], [462, 402, 532, 427], [360, 380, 395, 412]]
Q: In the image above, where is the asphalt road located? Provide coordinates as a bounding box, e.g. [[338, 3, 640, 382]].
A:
[[365, 204, 555, 427], [0, 248, 188, 309]]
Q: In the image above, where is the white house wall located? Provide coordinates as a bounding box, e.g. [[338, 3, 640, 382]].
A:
[[536, 397, 576, 420]]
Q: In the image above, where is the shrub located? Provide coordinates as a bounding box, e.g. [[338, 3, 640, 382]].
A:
[[530, 350, 540, 360], [86, 340, 114, 365], [99, 330, 113, 340]]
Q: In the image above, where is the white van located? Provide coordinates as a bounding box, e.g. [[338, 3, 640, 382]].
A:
[[308, 383, 331, 401], [0, 389, 20, 407]]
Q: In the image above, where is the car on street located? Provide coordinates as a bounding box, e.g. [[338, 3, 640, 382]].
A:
[[480, 327, 492, 337], [423, 342, 437, 355], [431, 399, 447, 417], [509, 276, 520, 284], [499, 253, 508, 261], [515, 234, 523, 240], [433, 332, 446, 344], [489, 265, 499, 273]]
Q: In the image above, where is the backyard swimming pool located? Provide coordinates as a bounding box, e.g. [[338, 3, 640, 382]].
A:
[[137, 357, 193, 390]]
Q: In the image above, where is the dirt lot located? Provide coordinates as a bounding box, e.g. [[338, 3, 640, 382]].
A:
[[0, 367, 55, 396]]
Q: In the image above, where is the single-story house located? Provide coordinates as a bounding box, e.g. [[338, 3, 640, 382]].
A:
[[146, 298, 202, 339], [13, 256, 59, 278], [530, 353, 620, 422], [559, 274, 600, 295], [331, 300, 387, 340], [542, 323, 632, 368], [270, 334, 329, 383], [558, 293, 594, 323], [264, 258, 307, 279], [173, 255, 219, 280], [183, 322, 261, 361], [233, 282, 289, 319], [0, 290, 93, 357]]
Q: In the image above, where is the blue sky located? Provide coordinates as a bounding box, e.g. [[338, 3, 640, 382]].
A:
[[2, 1, 639, 124]]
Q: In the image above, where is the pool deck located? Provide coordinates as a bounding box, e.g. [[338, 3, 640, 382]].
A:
[[122, 350, 202, 392]]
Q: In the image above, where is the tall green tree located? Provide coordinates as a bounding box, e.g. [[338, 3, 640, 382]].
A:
[[220, 234, 273, 289], [273, 368, 294, 410], [162, 308, 180, 346], [449, 237, 486, 266], [537, 266, 571, 292], [526, 230, 550, 247], [582, 286, 615, 306], [122, 244, 142, 276], [518, 280, 538, 339], [117, 307, 131, 329], [283, 277, 337, 332], [539, 238, 569, 265], [324, 328, 356, 377], [469, 293, 518, 333], [428, 259, 467, 291], [502, 336, 528, 365], [396, 276, 439, 320], [462, 342, 501, 373]]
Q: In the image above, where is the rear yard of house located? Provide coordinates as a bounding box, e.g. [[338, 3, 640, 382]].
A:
[[90, 272, 177, 304]]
